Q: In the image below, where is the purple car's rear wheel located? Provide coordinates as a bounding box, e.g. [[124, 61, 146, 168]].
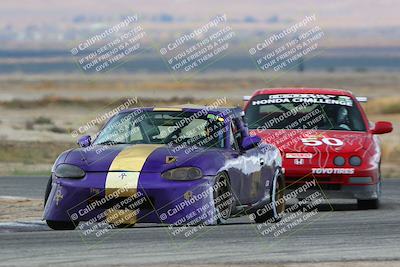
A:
[[213, 172, 234, 224], [253, 171, 285, 223]]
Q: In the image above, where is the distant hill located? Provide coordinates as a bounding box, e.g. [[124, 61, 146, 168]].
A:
[[1, 0, 400, 47]]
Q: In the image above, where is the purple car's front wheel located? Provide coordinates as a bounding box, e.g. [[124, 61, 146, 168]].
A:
[[46, 220, 76, 230]]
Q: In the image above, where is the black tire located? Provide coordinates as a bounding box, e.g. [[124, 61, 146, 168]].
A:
[[46, 220, 76, 230], [358, 199, 379, 210], [253, 172, 285, 223], [358, 179, 381, 210], [213, 172, 234, 224]]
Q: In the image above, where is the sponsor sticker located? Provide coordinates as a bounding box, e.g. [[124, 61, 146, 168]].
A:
[[252, 94, 353, 107], [286, 153, 313, 159], [312, 168, 354, 175], [294, 158, 304, 165], [166, 156, 177, 164]]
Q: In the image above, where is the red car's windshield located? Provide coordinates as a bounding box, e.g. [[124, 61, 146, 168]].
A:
[[245, 94, 366, 131]]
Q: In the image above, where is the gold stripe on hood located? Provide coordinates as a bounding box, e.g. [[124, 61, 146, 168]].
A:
[[104, 144, 162, 225], [108, 144, 163, 172]]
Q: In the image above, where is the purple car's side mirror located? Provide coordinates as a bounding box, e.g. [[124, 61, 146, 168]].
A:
[[77, 135, 91, 148], [241, 135, 261, 150]]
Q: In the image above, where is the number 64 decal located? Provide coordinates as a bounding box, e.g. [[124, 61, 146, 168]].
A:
[[301, 137, 343, 146]]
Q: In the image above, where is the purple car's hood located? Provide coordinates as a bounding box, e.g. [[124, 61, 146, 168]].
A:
[[62, 144, 224, 175]]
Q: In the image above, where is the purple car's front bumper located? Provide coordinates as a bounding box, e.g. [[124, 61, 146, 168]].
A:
[[43, 172, 217, 225]]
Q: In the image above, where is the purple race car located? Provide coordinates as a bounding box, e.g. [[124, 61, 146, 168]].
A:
[[43, 106, 284, 230]]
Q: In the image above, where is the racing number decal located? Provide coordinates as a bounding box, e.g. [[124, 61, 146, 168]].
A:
[[301, 137, 343, 146], [323, 138, 344, 146]]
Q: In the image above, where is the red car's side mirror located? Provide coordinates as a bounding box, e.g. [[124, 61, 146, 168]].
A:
[[371, 121, 393, 134]]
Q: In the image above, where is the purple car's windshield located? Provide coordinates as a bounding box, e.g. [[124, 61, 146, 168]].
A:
[[245, 94, 366, 131], [93, 110, 226, 148]]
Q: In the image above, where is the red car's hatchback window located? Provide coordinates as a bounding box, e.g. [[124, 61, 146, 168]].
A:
[[245, 94, 366, 131]]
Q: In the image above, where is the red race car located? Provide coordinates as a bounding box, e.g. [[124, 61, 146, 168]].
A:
[[244, 88, 393, 209]]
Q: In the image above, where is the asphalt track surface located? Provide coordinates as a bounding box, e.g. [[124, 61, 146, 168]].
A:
[[0, 176, 400, 266]]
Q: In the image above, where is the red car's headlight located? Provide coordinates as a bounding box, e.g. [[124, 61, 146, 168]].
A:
[[334, 156, 345, 166], [349, 156, 362, 166]]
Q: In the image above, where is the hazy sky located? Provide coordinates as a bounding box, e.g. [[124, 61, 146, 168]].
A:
[[1, 0, 399, 29]]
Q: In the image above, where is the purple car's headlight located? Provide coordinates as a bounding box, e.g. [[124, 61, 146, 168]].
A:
[[54, 164, 85, 179], [161, 167, 202, 181]]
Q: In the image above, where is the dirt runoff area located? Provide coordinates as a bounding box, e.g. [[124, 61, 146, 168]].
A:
[[0, 197, 43, 222]]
